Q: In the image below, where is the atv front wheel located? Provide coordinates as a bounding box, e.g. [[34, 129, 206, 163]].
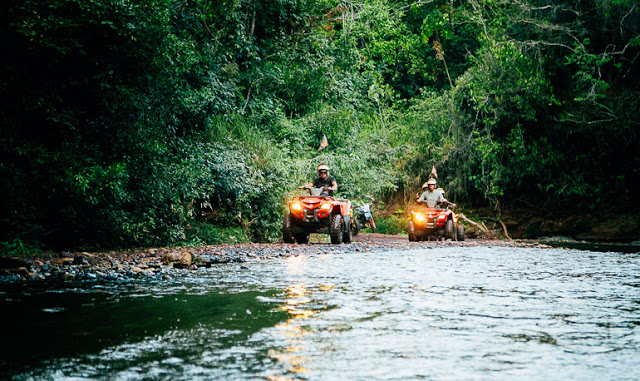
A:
[[330, 214, 344, 244], [457, 224, 465, 241], [445, 219, 455, 240], [342, 220, 353, 243], [408, 221, 417, 242], [283, 214, 295, 244]]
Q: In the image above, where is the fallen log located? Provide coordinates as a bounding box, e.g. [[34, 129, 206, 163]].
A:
[[479, 216, 512, 241], [458, 214, 489, 233]]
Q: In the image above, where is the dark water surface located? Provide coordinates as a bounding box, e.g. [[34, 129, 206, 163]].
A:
[[2, 246, 639, 380]]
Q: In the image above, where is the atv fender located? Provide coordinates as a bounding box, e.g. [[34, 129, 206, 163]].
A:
[[331, 200, 351, 216]]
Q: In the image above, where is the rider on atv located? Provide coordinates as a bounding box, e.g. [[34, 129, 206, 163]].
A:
[[416, 178, 456, 209], [287, 164, 352, 244], [409, 178, 464, 242], [301, 164, 337, 196]]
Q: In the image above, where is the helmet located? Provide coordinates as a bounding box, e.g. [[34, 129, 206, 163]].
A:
[[317, 164, 329, 173], [422, 178, 437, 188]]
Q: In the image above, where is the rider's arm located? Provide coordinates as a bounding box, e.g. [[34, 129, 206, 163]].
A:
[[438, 196, 456, 208], [416, 192, 426, 204], [329, 180, 338, 192]]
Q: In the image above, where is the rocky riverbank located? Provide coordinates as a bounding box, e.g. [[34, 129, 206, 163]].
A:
[[0, 235, 554, 283]]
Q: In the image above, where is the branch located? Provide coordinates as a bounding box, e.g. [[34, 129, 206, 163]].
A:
[[528, 3, 580, 17], [397, 0, 434, 12], [199, 12, 219, 44], [530, 5, 553, 11], [467, 0, 492, 47], [480, 216, 512, 241], [555, 112, 619, 125], [458, 213, 489, 233], [620, 5, 636, 36], [519, 39, 577, 53], [241, 78, 265, 114]]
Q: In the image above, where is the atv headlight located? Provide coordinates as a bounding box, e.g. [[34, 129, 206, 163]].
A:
[[414, 213, 425, 222], [290, 202, 303, 211], [320, 203, 332, 210]]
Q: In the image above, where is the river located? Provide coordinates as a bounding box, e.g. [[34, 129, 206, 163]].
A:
[[2, 244, 639, 380]]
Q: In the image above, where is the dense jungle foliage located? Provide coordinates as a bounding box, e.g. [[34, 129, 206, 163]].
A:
[[2, 0, 639, 253]]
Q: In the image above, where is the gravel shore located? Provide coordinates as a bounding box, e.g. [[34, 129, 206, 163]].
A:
[[0, 234, 552, 283]]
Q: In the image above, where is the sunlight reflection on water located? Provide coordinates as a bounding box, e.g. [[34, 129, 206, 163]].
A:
[[3, 246, 640, 380]]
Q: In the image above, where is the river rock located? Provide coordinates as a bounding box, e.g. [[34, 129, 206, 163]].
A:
[[131, 266, 145, 273], [29, 273, 45, 281], [54, 258, 74, 266], [162, 251, 194, 268], [73, 255, 90, 265]]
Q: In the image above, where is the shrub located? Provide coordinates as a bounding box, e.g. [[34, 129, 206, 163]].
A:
[[374, 214, 408, 235], [184, 223, 250, 246], [0, 238, 41, 258]]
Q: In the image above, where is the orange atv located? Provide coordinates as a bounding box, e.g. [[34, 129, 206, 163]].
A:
[[283, 186, 354, 244], [408, 205, 464, 241]]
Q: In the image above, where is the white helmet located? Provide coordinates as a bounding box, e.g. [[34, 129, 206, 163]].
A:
[[317, 164, 329, 173], [422, 178, 437, 188]]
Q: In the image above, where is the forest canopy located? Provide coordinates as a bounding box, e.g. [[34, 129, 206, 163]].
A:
[[1, 0, 639, 252]]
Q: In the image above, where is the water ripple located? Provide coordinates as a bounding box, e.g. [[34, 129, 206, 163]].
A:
[[2, 246, 639, 380]]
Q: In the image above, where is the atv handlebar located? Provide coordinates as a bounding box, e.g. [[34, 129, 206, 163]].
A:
[[298, 185, 329, 191], [416, 199, 457, 209], [298, 185, 331, 196]]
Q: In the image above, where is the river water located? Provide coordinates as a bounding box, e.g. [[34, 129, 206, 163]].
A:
[[2, 245, 639, 380]]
